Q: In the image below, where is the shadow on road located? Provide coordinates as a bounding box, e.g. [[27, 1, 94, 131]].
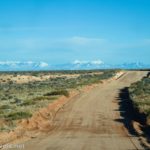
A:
[[115, 87, 150, 149], [115, 87, 140, 135]]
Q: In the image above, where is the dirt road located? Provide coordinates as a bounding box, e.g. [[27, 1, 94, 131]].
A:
[[21, 71, 148, 150]]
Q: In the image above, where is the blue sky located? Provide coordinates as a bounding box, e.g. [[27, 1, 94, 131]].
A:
[[0, 0, 150, 65]]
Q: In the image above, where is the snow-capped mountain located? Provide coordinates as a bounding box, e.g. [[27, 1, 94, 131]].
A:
[[0, 61, 49, 71], [0, 60, 149, 71], [55, 60, 150, 70], [115, 62, 150, 69]]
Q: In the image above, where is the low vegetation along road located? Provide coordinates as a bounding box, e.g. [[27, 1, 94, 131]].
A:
[[22, 71, 148, 150]]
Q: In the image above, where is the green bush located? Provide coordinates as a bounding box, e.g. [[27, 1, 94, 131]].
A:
[[5, 111, 32, 120], [44, 90, 69, 97], [33, 96, 56, 101], [20, 100, 36, 106], [0, 105, 11, 109], [129, 73, 150, 119]]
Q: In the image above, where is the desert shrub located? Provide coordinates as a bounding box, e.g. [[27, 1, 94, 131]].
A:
[[20, 100, 36, 106], [1, 97, 7, 101], [5, 111, 32, 120], [31, 72, 39, 77], [0, 109, 5, 115], [7, 95, 13, 99], [129, 73, 150, 122], [8, 81, 13, 84], [32, 96, 57, 101], [2, 79, 6, 82], [13, 73, 18, 77], [0, 105, 11, 109], [28, 92, 34, 96], [44, 90, 69, 97], [10, 98, 22, 104]]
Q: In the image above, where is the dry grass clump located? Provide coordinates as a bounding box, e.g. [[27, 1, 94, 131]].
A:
[[129, 72, 150, 124]]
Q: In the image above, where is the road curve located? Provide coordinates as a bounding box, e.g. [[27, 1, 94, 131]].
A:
[[22, 71, 148, 150]]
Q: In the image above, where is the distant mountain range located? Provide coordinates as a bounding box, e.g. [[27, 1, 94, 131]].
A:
[[0, 61, 49, 71], [52, 62, 150, 70], [0, 61, 149, 71]]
